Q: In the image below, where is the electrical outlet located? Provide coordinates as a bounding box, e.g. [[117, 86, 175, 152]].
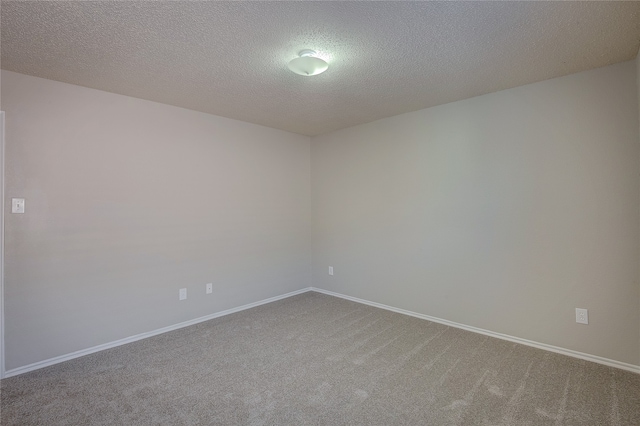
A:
[[576, 308, 588, 324], [206, 283, 213, 294], [179, 288, 187, 301], [328, 266, 334, 276]]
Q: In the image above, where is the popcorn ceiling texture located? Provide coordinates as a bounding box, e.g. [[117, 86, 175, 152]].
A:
[[1, 1, 640, 136]]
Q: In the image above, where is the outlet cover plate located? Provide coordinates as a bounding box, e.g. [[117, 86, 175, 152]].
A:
[[576, 308, 588, 324]]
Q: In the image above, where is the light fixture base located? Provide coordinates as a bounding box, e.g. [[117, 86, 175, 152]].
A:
[[288, 50, 329, 76]]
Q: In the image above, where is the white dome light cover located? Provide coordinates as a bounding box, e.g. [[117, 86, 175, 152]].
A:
[[288, 50, 329, 76]]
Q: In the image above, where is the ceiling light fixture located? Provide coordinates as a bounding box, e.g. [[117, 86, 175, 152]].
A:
[[287, 50, 329, 76]]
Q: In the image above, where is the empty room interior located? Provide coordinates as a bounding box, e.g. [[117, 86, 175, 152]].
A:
[[1, 1, 640, 425]]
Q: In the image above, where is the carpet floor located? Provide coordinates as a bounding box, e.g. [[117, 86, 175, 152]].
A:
[[1, 291, 639, 425]]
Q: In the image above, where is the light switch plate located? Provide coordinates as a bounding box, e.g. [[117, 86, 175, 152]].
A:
[[328, 266, 334, 276], [206, 283, 213, 294], [179, 288, 187, 301], [12, 198, 25, 214]]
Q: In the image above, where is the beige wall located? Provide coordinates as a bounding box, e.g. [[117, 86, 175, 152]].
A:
[[1, 71, 311, 370], [3, 58, 640, 371], [312, 61, 640, 366]]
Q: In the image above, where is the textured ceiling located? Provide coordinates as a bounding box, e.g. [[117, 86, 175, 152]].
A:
[[2, 1, 640, 136]]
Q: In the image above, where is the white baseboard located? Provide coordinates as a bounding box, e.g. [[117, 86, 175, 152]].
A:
[[5, 286, 638, 378], [310, 287, 640, 375], [4, 287, 313, 378]]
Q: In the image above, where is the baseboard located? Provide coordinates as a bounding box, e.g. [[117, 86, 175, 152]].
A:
[[310, 287, 640, 375], [4, 287, 313, 378], [6, 286, 638, 378]]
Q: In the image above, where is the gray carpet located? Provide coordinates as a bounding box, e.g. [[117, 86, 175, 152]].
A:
[[1, 292, 639, 425]]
